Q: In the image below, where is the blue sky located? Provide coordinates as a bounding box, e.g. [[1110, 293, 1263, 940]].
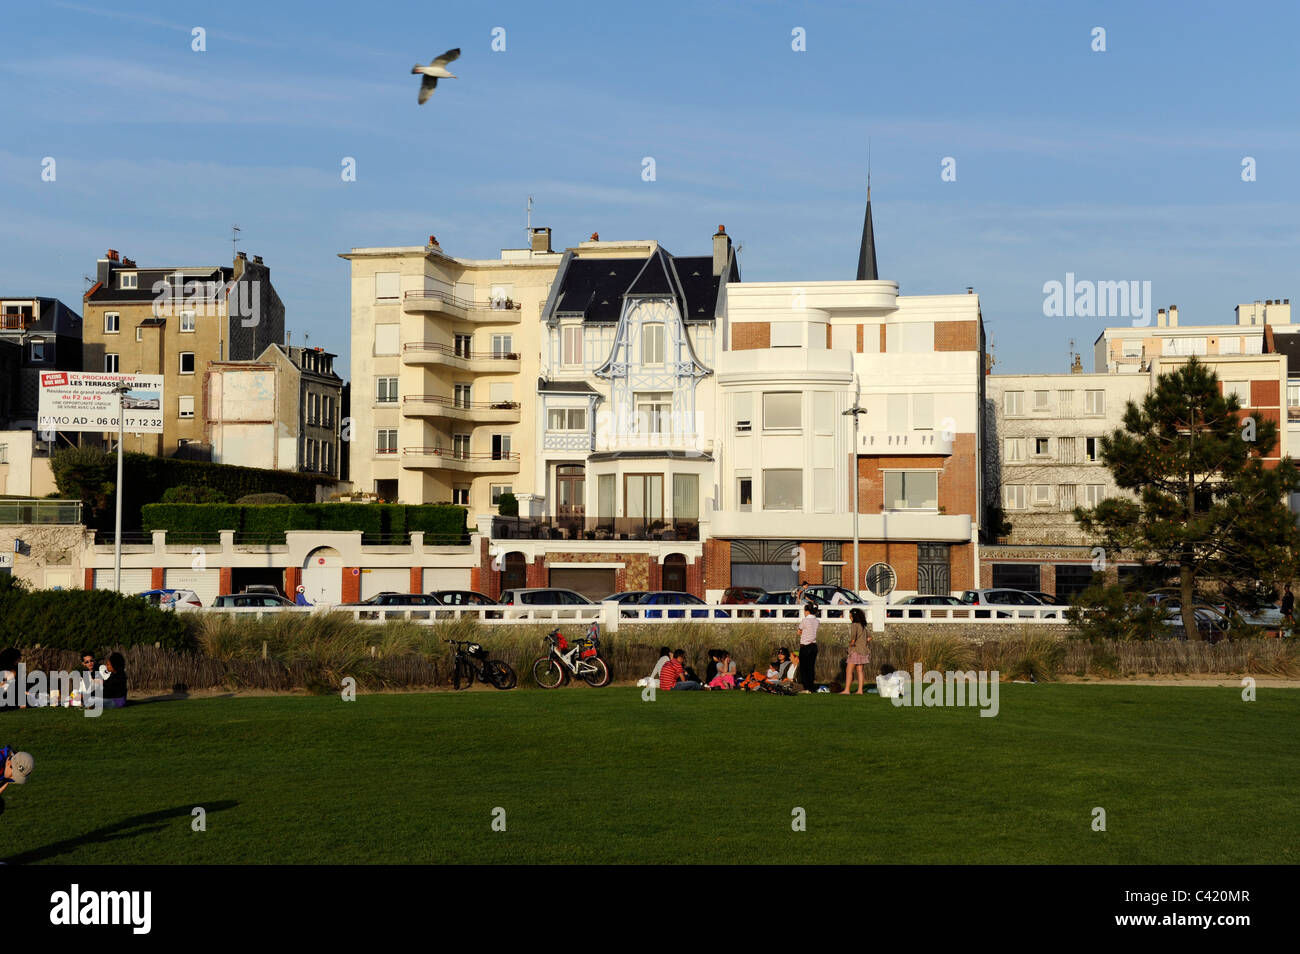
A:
[[4, 0, 1299, 374]]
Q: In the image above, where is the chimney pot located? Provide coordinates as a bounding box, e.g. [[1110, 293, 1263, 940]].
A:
[[716, 225, 725, 234], [530, 227, 552, 254], [428, 235, 439, 247], [106, 249, 119, 261], [590, 232, 600, 242]]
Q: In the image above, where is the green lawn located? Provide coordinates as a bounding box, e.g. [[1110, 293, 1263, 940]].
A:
[[2, 684, 1296, 864]]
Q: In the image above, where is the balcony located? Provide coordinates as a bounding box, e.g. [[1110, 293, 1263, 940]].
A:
[[402, 342, 521, 373], [402, 291, 523, 323], [490, 515, 700, 542], [1, 314, 33, 331], [858, 430, 953, 455], [401, 448, 520, 474], [401, 395, 521, 423]]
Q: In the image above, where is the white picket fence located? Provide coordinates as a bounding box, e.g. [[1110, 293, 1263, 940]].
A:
[[203, 601, 1073, 630]]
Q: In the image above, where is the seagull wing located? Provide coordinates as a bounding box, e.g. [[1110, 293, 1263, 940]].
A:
[[418, 74, 437, 104], [432, 47, 460, 69]]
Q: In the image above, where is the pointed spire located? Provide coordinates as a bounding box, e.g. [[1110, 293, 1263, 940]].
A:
[[856, 182, 878, 281]]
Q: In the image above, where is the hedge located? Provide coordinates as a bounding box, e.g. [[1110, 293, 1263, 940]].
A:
[[140, 503, 470, 543], [0, 579, 193, 651]]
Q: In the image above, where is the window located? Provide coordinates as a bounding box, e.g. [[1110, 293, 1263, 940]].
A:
[[324, 442, 333, 474], [1004, 438, 1025, 462], [562, 325, 583, 366], [454, 334, 472, 358], [454, 384, 471, 408], [376, 377, 398, 403], [734, 393, 752, 432], [1033, 390, 1050, 411], [886, 322, 933, 353], [1033, 484, 1053, 505], [1288, 383, 1300, 416], [180, 311, 196, 333], [491, 334, 513, 357], [1058, 390, 1075, 415], [912, 393, 935, 430], [104, 353, 119, 373], [624, 474, 664, 522], [1218, 337, 1241, 355], [738, 477, 753, 511], [1168, 337, 1207, 356], [1033, 438, 1050, 456], [1085, 484, 1106, 506], [452, 485, 470, 505], [375, 324, 399, 355], [1085, 390, 1105, 415], [452, 434, 470, 459], [119, 273, 137, 289], [376, 429, 398, 454], [547, 408, 586, 431], [814, 392, 835, 435], [635, 392, 671, 434], [763, 469, 803, 511], [490, 484, 513, 506], [491, 434, 512, 460], [1004, 484, 1027, 510], [1223, 381, 1248, 405], [1058, 437, 1076, 464], [488, 382, 513, 405], [598, 474, 615, 521], [642, 323, 665, 365], [1121, 341, 1142, 359], [883, 471, 938, 510], [672, 473, 699, 521], [763, 392, 801, 429], [29, 338, 45, 362], [179, 395, 195, 419], [771, 323, 800, 347], [1004, 391, 1024, 416], [375, 272, 400, 300], [1059, 484, 1077, 511], [179, 352, 195, 374], [104, 312, 119, 334], [1244, 336, 1264, 355], [1085, 437, 1100, 462], [135, 327, 142, 342], [322, 395, 334, 426]]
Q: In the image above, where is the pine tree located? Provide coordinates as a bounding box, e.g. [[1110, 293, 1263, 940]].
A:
[[1075, 358, 1300, 640]]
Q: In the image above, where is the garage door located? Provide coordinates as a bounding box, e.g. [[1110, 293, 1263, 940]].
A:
[[548, 566, 616, 602], [166, 569, 221, 607], [424, 566, 470, 592], [729, 539, 799, 594], [94, 568, 152, 594], [361, 567, 409, 600], [302, 547, 342, 606]]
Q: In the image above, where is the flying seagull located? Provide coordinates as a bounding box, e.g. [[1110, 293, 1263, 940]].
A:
[[412, 48, 460, 104]]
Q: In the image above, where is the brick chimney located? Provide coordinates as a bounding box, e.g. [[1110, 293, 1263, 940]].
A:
[[713, 225, 731, 277], [1168, 304, 1179, 327], [530, 227, 552, 254], [1157, 308, 1166, 328]]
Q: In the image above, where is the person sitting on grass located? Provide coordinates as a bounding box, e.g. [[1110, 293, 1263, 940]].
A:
[[0, 745, 33, 794], [707, 650, 737, 689], [643, 646, 671, 687], [659, 649, 702, 691], [0, 648, 21, 713], [101, 653, 127, 709]]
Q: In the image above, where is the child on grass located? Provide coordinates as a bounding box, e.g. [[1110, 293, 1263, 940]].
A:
[[0, 745, 34, 795]]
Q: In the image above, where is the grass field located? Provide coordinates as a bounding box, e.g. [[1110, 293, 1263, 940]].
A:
[[2, 684, 1296, 864]]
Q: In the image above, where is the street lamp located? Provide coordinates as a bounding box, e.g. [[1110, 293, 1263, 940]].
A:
[[110, 384, 130, 592], [842, 404, 867, 597]]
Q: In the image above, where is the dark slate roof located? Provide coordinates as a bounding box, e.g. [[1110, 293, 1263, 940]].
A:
[[537, 377, 597, 393], [1268, 331, 1300, 375], [86, 267, 234, 303], [547, 245, 738, 324], [856, 190, 878, 281]]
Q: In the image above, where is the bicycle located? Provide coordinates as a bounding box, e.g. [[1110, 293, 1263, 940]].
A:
[[446, 639, 517, 690], [531, 623, 611, 688]]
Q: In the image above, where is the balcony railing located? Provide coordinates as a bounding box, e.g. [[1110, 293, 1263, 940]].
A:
[[402, 396, 521, 411], [402, 290, 522, 312], [491, 515, 700, 542], [404, 448, 520, 462], [402, 342, 520, 361], [0, 499, 83, 525], [1, 314, 33, 331]]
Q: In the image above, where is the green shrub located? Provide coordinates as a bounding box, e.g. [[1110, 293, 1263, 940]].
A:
[[161, 485, 229, 504], [140, 503, 242, 541], [497, 492, 518, 517], [236, 492, 293, 505], [0, 587, 193, 651], [1066, 582, 1166, 641]]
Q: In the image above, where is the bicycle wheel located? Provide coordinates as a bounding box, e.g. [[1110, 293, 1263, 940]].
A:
[[451, 656, 465, 690], [580, 656, 610, 688], [488, 660, 517, 690], [532, 656, 565, 689]]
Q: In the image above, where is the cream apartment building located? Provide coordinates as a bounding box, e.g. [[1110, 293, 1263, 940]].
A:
[[340, 231, 562, 511]]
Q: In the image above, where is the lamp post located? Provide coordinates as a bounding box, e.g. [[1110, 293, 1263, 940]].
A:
[[842, 404, 867, 597], [111, 384, 129, 592]]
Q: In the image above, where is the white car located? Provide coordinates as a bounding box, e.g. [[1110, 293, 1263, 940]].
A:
[[136, 588, 203, 612]]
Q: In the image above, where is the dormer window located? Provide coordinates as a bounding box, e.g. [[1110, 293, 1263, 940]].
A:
[[119, 273, 138, 290]]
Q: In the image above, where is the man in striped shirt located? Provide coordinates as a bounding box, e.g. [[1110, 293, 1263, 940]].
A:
[[659, 650, 702, 691]]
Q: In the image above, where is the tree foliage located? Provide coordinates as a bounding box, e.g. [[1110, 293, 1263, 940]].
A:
[[1075, 358, 1300, 638]]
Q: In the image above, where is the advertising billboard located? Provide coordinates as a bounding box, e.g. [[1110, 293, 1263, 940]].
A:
[[37, 371, 166, 434]]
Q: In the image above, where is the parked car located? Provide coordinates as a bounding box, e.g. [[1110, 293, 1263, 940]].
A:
[[755, 591, 825, 618], [241, 584, 284, 597], [1025, 591, 1060, 606], [637, 591, 729, 619], [341, 592, 442, 618], [1154, 601, 1232, 642], [721, 586, 766, 604], [212, 593, 297, 609], [802, 584, 865, 605], [431, 589, 502, 618], [886, 594, 965, 619], [601, 591, 651, 619], [498, 588, 594, 617], [958, 589, 1061, 618], [136, 589, 203, 612]]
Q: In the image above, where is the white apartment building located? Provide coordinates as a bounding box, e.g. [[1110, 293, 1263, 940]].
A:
[[340, 230, 563, 512]]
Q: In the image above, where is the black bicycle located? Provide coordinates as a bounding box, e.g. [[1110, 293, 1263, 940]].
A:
[[446, 639, 517, 690]]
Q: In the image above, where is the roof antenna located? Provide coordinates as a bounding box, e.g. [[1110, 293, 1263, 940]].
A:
[[867, 137, 872, 201], [526, 195, 533, 254], [231, 224, 242, 260]]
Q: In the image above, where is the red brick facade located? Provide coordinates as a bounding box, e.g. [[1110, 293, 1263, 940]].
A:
[[703, 538, 731, 591], [732, 323, 770, 350], [934, 320, 979, 352], [856, 433, 979, 524]]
